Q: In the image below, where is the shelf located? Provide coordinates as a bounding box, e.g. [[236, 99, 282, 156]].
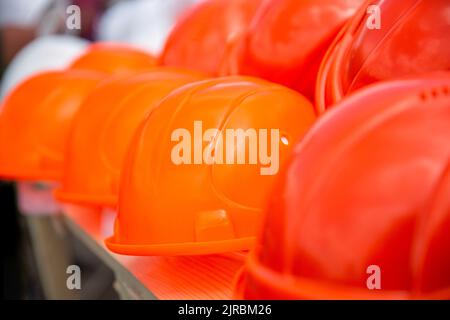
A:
[[62, 204, 245, 300]]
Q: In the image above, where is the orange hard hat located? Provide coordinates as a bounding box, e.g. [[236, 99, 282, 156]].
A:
[[235, 76, 450, 299], [316, 0, 450, 113], [226, 0, 362, 101], [69, 42, 157, 74], [55, 68, 205, 207], [105, 77, 316, 256], [160, 0, 263, 76], [0, 70, 104, 182]]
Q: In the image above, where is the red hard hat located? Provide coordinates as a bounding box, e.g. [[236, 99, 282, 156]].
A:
[[316, 0, 450, 113], [160, 0, 263, 76], [419, 161, 450, 296], [236, 76, 450, 299], [227, 0, 363, 101]]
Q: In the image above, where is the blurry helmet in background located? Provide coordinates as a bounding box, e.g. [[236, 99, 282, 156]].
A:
[[225, 0, 363, 101], [68, 42, 157, 74], [55, 68, 205, 207], [0, 0, 75, 36], [0, 0, 54, 27], [0, 70, 104, 182], [160, 0, 263, 76], [96, 0, 202, 56], [0, 35, 88, 99], [316, 0, 450, 112]]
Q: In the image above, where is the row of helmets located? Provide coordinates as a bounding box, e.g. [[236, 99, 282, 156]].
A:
[[0, 0, 449, 299]]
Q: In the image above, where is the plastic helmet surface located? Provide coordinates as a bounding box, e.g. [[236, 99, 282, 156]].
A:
[[69, 42, 157, 75], [0, 70, 104, 181], [316, 0, 450, 112], [55, 68, 205, 207], [0, 35, 88, 99], [160, 0, 263, 76], [236, 76, 450, 299], [106, 76, 316, 256], [229, 0, 362, 101]]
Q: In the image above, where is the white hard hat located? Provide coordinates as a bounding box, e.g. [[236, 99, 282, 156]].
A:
[[0, 0, 53, 27], [0, 0, 72, 36], [96, 0, 202, 55], [0, 34, 88, 99]]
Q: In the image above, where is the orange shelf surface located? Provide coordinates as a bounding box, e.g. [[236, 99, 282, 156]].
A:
[[62, 204, 245, 300]]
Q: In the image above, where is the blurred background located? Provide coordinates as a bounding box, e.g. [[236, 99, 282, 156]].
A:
[[0, 0, 200, 300], [3, 0, 448, 301]]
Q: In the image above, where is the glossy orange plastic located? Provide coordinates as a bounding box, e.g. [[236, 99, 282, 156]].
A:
[[316, 0, 450, 113], [55, 68, 205, 207], [69, 42, 157, 74], [227, 0, 362, 101], [160, 0, 263, 76], [0, 70, 104, 182], [105, 77, 316, 256], [236, 76, 450, 299]]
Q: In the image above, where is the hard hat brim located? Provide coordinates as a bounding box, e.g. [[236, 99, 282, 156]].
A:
[[105, 236, 255, 256], [234, 250, 450, 300], [0, 166, 60, 182]]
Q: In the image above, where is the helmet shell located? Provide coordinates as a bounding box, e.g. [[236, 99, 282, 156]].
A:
[[69, 42, 157, 75], [229, 0, 362, 101], [0, 70, 104, 181], [55, 68, 205, 206], [316, 0, 450, 112], [160, 0, 263, 76], [105, 77, 316, 256], [236, 76, 450, 299]]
